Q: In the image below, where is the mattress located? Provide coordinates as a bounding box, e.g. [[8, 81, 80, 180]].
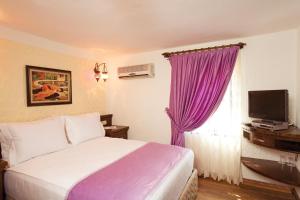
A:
[[5, 137, 194, 200]]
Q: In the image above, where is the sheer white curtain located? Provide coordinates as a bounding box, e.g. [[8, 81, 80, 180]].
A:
[[185, 57, 242, 185]]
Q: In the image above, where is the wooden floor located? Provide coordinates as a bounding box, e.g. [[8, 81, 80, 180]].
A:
[[197, 178, 296, 200]]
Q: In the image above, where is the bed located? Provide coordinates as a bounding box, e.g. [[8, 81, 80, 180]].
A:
[[0, 113, 198, 200]]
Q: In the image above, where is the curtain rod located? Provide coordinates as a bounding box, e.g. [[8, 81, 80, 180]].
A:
[[162, 42, 246, 58]]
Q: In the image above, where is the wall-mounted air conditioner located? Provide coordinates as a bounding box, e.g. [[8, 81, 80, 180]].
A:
[[118, 63, 154, 79]]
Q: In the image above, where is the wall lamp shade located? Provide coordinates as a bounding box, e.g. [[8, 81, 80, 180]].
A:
[[94, 63, 108, 82]]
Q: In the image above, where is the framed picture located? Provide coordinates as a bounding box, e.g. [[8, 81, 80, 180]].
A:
[[26, 65, 72, 107]]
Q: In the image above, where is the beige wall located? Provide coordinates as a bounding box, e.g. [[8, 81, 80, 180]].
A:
[[0, 39, 106, 122], [106, 29, 298, 143], [106, 51, 171, 143]]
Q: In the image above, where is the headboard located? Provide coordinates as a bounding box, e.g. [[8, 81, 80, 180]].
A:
[[100, 114, 113, 126]]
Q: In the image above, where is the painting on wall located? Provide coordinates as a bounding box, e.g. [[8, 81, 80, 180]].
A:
[[26, 65, 72, 106]]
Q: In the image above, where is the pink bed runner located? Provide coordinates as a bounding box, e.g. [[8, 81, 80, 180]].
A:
[[67, 142, 189, 200]]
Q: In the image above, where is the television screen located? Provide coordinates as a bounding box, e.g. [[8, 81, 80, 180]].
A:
[[248, 90, 288, 122]]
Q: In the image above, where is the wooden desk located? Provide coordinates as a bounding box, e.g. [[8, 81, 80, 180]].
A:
[[241, 157, 300, 186], [242, 124, 300, 186], [242, 124, 300, 153]]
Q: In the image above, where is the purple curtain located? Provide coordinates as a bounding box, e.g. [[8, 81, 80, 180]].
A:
[[166, 46, 240, 147]]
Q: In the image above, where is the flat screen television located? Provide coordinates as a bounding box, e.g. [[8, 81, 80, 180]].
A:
[[248, 90, 288, 122]]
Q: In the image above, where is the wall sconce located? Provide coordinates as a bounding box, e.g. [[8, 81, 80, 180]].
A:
[[94, 63, 108, 82]]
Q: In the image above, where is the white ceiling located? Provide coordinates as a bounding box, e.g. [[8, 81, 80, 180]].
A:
[[0, 0, 300, 54]]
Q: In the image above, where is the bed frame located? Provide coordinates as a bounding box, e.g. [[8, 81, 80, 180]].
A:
[[1, 162, 197, 200], [179, 169, 198, 200]]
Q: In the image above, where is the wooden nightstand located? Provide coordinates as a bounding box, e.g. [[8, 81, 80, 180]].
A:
[[100, 114, 129, 139], [105, 126, 129, 139], [0, 160, 8, 200]]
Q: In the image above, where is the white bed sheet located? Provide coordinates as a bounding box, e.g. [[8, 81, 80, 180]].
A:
[[5, 137, 194, 200]]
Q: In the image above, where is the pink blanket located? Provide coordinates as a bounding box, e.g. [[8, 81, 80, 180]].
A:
[[67, 142, 188, 200]]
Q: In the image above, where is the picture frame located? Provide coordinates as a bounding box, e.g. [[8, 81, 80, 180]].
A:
[[25, 65, 72, 107]]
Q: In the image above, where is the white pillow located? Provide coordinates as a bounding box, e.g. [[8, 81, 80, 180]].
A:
[[65, 112, 105, 145], [0, 124, 17, 166], [1, 117, 69, 166]]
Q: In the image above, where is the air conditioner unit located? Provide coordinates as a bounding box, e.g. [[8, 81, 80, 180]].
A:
[[118, 63, 154, 79]]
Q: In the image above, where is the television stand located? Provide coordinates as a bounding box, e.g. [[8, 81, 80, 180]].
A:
[[259, 119, 275, 124], [251, 120, 288, 131], [243, 123, 300, 153], [242, 124, 300, 186]]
